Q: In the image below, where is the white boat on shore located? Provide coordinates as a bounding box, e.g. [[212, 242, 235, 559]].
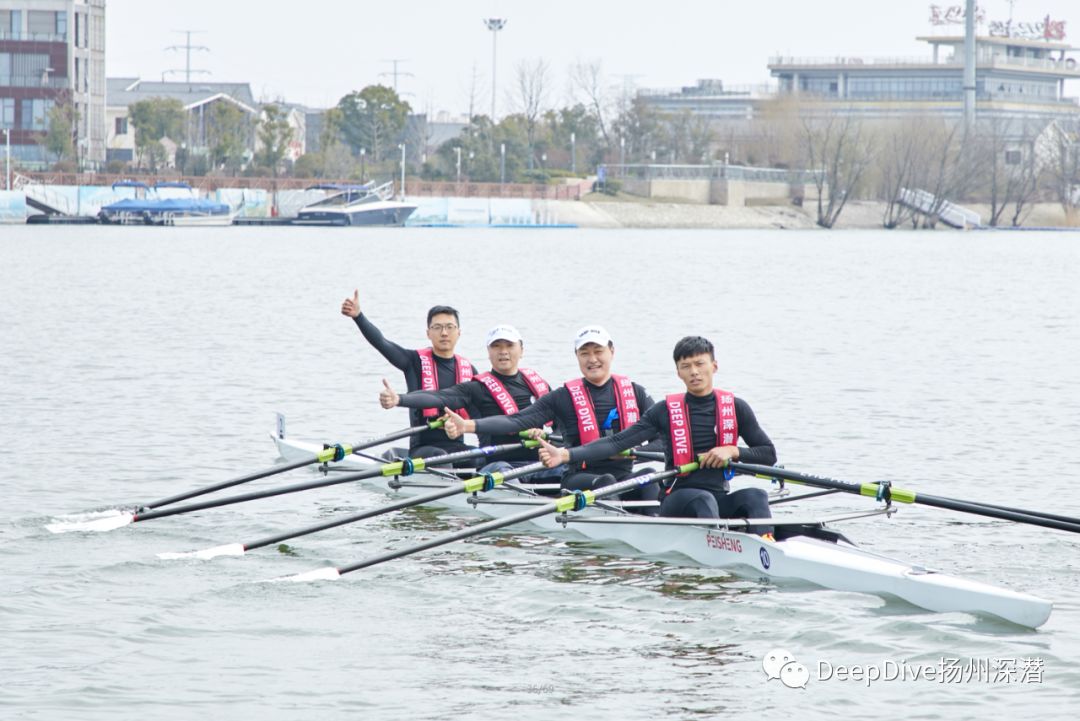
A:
[[270, 433, 1053, 629], [293, 181, 417, 226]]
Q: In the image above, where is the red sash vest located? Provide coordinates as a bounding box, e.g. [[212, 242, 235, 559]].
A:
[[666, 389, 737, 474], [564, 375, 641, 445], [416, 347, 473, 419], [473, 369, 550, 416]]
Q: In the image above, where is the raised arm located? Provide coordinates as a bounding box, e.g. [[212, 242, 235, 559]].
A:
[[341, 289, 414, 370]]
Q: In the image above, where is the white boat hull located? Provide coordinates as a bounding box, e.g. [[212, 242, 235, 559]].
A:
[[271, 434, 1052, 628]]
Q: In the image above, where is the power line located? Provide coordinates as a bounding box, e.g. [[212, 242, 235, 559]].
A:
[[164, 30, 210, 84], [379, 59, 415, 95]]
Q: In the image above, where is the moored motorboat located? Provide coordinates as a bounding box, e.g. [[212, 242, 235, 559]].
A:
[[98, 181, 233, 227], [271, 433, 1053, 628], [293, 181, 417, 226]]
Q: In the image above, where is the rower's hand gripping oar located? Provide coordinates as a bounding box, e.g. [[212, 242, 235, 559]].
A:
[[138, 420, 447, 511], [159, 461, 549, 560], [729, 462, 1080, 535], [271, 462, 698, 582], [47, 440, 541, 534]]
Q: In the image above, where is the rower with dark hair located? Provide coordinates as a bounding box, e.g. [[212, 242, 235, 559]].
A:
[[536, 335, 777, 536], [444, 325, 661, 512], [379, 324, 555, 476], [341, 289, 477, 458]]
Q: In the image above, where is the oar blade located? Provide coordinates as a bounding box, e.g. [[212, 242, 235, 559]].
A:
[[157, 543, 246, 561], [268, 567, 342, 583], [46, 511, 134, 534]]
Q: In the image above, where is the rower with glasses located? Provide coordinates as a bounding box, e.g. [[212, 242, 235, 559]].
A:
[[378, 324, 559, 479], [340, 289, 477, 459]]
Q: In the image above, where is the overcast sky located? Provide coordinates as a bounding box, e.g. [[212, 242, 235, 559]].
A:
[[105, 0, 1080, 114]]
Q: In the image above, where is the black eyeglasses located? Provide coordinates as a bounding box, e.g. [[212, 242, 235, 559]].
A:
[[429, 323, 459, 332]]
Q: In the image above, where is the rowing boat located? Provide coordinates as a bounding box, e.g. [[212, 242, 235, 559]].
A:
[[271, 433, 1053, 628]]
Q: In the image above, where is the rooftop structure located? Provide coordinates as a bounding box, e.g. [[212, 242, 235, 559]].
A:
[[769, 28, 1080, 121]]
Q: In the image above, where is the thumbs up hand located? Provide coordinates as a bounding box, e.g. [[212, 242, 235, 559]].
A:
[[378, 378, 399, 409], [443, 407, 474, 439], [537, 437, 570, 469], [341, 289, 361, 318]]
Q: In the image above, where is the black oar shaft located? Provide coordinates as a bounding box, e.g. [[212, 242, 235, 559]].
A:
[[143, 422, 440, 509], [339, 502, 554, 574], [246, 485, 465, 551], [333, 464, 689, 576], [246, 461, 546, 551], [133, 441, 532, 523], [730, 462, 1080, 535]]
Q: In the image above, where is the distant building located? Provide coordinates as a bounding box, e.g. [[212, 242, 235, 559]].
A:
[[768, 31, 1080, 123], [637, 80, 771, 120], [0, 0, 106, 169], [105, 78, 258, 167]]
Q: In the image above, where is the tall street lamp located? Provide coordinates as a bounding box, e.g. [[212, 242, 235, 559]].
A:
[[500, 142, 506, 184], [454, 146, 462, 182], [360, 147, 366, 182], [483, 18, 506, 122], [570, 131, 576, 174], [398, 143, 406, 200]]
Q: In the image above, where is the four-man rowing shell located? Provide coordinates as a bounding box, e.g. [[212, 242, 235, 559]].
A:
[[272, 433, 1053, 629]]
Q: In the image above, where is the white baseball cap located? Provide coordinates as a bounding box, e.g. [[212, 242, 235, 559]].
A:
[[573, 325, 613, 351], [485, 325, 523, 346]]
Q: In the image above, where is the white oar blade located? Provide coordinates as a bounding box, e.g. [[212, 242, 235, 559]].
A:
[[266, 567, 341, 583], [157, 543, 246, 561], [46, 511, 135, 534]]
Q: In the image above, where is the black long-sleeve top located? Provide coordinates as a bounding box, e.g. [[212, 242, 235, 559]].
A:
[[397, 370, 551, 462], [354, 313, 478, 450], [473, 377, 655, 476], [568, 392, 776, 491]]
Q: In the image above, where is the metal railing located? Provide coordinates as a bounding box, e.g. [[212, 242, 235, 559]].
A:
[[603, 163, 821, 184], [770, 54, 1079, 73], [404, 180, 586, 200], [0, 75, 69, 89]]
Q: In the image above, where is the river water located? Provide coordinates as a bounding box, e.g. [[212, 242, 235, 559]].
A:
[[1, 225, 1078, 719]]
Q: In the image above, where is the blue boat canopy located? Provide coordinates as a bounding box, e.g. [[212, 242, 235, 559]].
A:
[[100, 198, 230, 214]]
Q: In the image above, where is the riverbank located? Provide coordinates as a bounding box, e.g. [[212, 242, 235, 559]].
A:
[[542, 195, 1080, 230]]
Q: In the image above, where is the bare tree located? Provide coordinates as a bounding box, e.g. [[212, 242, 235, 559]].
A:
[[462, 62, 484, 122], [877, 117, 930, 228], [512, 58, 551, 170], [1042, 118, 1080, 223], [570, 59, 613, 151], [801, 112, 874, 228]]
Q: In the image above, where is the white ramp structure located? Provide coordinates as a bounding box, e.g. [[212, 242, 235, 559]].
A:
[[898, 187, 982, 229]]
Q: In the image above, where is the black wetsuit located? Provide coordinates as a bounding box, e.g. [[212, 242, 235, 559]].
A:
[[568, 392, 777, 530], [353, 313, 477, 454], [397, 370, 551, 463], [473, 377, 661, 512]]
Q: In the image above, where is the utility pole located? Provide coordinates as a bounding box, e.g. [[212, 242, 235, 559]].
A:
[[380, 59, 414, 95], [483, 18, 506, 121], [963, 0, 976, 129], [165, 30, 210, 84]]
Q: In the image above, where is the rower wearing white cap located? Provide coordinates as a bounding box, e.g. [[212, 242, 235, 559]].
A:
[[444, 325, 661, 512], [380, 325, 553, 469]]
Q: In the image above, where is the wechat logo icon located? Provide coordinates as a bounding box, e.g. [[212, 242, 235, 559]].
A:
[[762, 649, 809, 689]]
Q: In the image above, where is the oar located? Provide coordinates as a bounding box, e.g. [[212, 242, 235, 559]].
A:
[[160, 462, 548, 559], [730, 462, 1080, 535], [47, 440, 540, 534], [530, 432, 664, 463], [273, 462, 697, 582], [143, 420, 448, 511]]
